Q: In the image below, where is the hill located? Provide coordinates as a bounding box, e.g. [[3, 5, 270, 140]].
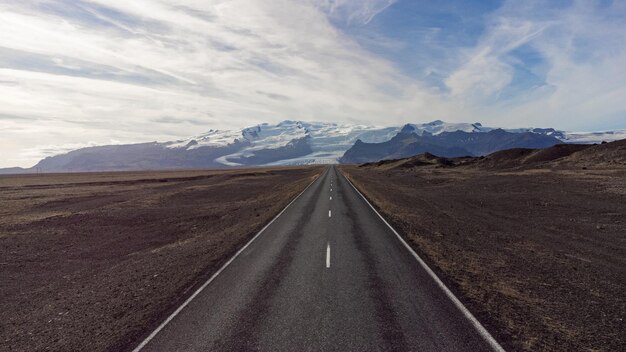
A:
[[357, 139, 626, 171], [340, 127, 563, 164]]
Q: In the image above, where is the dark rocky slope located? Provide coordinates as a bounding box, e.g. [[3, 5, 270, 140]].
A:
[[340, 126, 563, 164]]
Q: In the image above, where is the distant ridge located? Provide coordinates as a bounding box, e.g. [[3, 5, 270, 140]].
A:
[[357, 139, 626, 170], [339, 127, 563, 164], [1, 120, 625, 173]]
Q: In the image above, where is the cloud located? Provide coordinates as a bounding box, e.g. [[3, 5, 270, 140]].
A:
[[256, 91, 292, 101], [442, 0, 626, 129], [445, 17, 549, 100], [317, 0, 396, 25], [0, 0, 434, 167], [0, 0, 624, 167]]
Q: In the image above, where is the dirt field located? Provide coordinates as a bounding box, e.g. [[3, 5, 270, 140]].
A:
[[0, 167, 323, 351], [341, 163, 626, 351]]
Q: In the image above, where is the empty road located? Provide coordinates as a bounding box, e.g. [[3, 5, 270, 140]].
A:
[[135, 166, 502, 351]]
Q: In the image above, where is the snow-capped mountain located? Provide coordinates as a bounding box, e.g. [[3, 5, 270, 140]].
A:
[[403, 120, 488, 135], [164, 120, 625, 165], [1, 120, 624, 173], [557, 130, 626, 143], [340, 128, 565, 164], [165, 120, 401, 166]]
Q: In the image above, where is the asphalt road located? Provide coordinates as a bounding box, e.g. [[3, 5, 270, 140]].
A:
[[135, 166, 501, 351]]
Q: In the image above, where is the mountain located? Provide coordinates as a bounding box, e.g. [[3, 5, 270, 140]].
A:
[[30, 141, 246, 172], [2, 121, 400, 173], [0, 167, 29, 175], [339, 127, 565, 164], [1, 120, 624, 173], [357, 139, 626, 171], [171, 120, 400, 166]]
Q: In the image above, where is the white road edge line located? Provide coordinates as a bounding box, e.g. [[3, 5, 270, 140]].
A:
[[326, 243, 331, 268], [342, 173, 506, 352], [132, 167, 329, 352]]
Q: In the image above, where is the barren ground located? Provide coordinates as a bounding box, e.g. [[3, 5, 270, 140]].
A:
[[0, 167, 323, 351], [341, 164, 625, 351]]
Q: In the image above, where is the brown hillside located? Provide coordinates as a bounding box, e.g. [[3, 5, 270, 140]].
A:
[[358, 139, 626, 170]]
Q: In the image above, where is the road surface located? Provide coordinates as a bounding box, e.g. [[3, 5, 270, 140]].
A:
[[135, 166, 501, 351]]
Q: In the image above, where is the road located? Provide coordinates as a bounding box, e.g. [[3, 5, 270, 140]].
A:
[[135, 166, 502, 351]]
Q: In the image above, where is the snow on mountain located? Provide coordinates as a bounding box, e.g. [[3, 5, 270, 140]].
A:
[[219, 121, 309, 164], [165, 129, 243, 149], [163, 120, 625, 166], [401, 120, 625, 144], [267, 121, 400, 165], [165, 120, 402, 166], [559, 130, 626, 144], [5, 119, 623, 174], [403, 120, 488, 135]]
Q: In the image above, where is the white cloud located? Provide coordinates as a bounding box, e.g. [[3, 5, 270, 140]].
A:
[[317, 0, 396, 25], [0, 0, 440, 167], [0, 0, 624, 167], [445, 17, 548, 100], [443, 0, 626, 130]]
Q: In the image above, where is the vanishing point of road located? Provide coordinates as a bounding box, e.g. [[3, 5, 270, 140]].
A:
[[134, 166, 504, 352]]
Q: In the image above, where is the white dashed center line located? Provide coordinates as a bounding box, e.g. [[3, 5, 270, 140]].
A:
[[326, 243, 331, 268], [328, 210, 332, 217]]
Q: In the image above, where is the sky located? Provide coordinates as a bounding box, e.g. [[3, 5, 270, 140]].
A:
[[1, 0, 625, 167]]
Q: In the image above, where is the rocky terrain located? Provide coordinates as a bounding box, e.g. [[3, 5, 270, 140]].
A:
[[0, 166, 323, 351], [340, 139, 626, 351], [339, 127, 563, 163]]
